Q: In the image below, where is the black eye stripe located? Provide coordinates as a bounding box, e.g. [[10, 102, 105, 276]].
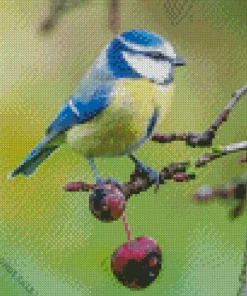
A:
[[144, 52, 172, 62], [143, 52, 164, 60], [150, 53, 164, 60], [123, 47, 173, 63]]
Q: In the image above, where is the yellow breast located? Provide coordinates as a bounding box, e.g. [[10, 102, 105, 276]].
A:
[[66, 79, 174, 157]]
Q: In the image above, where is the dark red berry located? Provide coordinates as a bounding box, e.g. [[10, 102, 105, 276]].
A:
[[89, 183, 126, 222], [111, 236, 162, 289]]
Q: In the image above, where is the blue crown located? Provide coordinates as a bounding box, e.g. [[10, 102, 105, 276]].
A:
[[120, 30, 163, 48]]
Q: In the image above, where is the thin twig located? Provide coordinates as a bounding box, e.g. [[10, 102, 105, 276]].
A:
[[109, 0, 120, 34], [152, 83, 247, 148], [239, 154, 247, 164], [195, 141, 247, 168], [237, 232, 247, 296], [193, 171, 247, 218], [64, 161, 195, 198], [40, 0, 83, 32], [64, 141, 247, 209]]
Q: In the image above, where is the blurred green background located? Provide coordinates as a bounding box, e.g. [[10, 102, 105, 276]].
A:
[[0, 0, 247, 295]]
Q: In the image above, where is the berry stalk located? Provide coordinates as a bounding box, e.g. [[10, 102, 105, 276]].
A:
[[122, 212, 132, 241]]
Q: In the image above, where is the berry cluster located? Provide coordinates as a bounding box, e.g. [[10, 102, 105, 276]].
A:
[[65, 181, 163, 289]]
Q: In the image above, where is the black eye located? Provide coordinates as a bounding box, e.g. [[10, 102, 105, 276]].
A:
[[151, 53, 164, 60]]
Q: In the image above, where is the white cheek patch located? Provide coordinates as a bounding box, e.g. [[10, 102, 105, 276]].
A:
[[123, 52, 171, 84], [163, 42, 176, 59]]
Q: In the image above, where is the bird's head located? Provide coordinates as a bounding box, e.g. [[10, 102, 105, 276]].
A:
[[106, 29, 186, 85]]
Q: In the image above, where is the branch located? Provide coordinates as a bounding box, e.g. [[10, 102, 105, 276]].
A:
[[109, 0, 120, 34], [40, 0, 84, 32], [152, 83, 247, 148], [193, 175, 247, 295], [192, 152, 247, 295], [195, 141, 247, 168], [239, 154, 247, 164], [63, 84, 247, 208], [64, 161, 195, 198], [40, 0, 121, 33], [193, 171, 247, 218], [238, 233, 247, 296], [64, 139, 247, 211]]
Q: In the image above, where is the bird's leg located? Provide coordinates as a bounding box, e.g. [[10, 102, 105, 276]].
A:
[[87, 156, 102, 183], [87, 156, 122, 188], [129, 154, 160, 192]]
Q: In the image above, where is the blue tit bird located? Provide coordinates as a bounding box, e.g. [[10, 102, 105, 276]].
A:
[[9, 29, 186, 187]]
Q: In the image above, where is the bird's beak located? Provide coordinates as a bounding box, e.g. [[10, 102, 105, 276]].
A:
[[173, 55, 187, 66]]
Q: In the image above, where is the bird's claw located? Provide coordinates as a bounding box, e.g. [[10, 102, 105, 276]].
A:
[[143, 167, 160, 193], [134, 163, 160, 192], [96, 177, 122, 190], [129, 154, 160, 193]]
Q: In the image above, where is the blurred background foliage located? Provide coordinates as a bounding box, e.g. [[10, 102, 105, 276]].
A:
[[0, 0, 247, 295]]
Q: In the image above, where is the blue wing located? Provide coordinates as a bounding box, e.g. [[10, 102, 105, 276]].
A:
[[46, 81, 114, 136], [9, 80, 115, 178]]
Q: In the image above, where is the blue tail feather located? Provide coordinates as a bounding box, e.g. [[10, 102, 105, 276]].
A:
[[8, 134, 59, 178]]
